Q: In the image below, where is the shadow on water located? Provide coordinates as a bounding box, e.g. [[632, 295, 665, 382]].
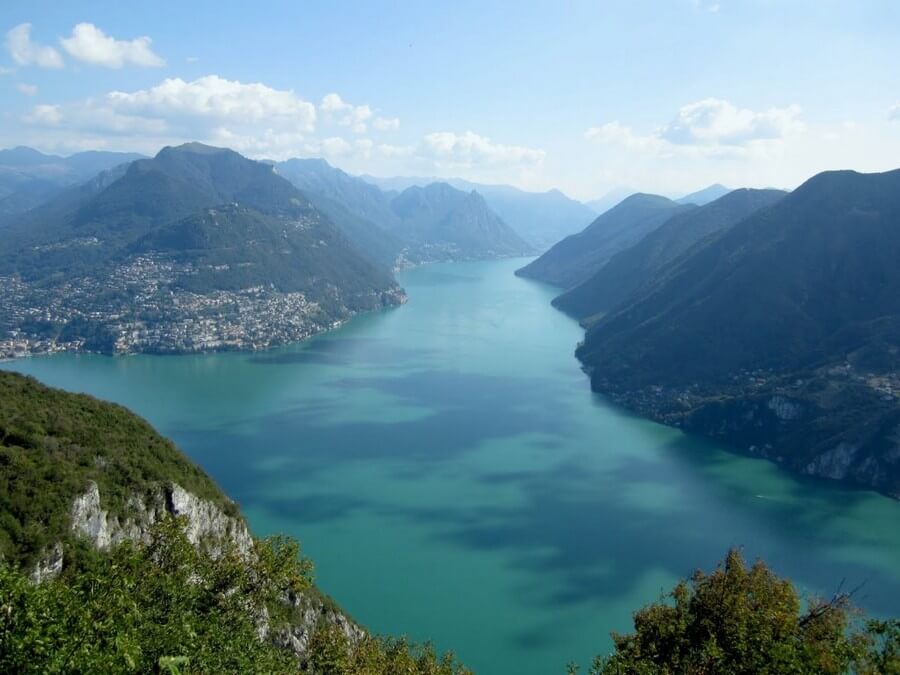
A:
[[245, 337, 434, 367], [173, 368, 575, 481], [170, 365, 900, 622]]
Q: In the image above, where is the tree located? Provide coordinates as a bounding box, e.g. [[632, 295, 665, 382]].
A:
[[585, 549, 899, 675]]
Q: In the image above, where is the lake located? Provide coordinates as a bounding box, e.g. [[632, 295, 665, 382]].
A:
[[5, 257, 900, 674]]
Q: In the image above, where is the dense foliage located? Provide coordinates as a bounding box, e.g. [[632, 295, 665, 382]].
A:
[[0, 517, 308, 673], [570, 550, 899, 674], [0, 516, 468, 674], [0, 371, 235, 567]]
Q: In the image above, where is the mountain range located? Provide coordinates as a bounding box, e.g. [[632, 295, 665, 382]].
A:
[[361, 173, 594, 249], [276, 159, 534, 265], [515, 193, 696, 289], [0, 143, 404, 355], [553, 188, 787, 321], [574, 168, 900, 497], [0, 147, 145, 224]]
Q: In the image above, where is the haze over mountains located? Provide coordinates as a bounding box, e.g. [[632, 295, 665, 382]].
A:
[[276, 159, 534, 266], [675, 183, 731, 206], [0, 147, 145, 223], [363, 174, 596, 250], [553, 188, 787, 320], [516, 193, 696, 288]]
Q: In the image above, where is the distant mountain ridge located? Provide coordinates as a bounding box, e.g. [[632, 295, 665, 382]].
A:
[[0, 146, 145, 223], [361, 173, 594, 249], [576, 168, 900, 497], [676, 183, 731, 205], [516, 193, 695, 289], [277, 159, 534, 265]]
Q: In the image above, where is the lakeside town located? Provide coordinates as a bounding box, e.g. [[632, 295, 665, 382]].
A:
[[0, 254, 385, 358]]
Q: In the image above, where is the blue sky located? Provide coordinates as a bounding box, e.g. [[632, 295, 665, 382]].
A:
[[1, 0, 899, 199]]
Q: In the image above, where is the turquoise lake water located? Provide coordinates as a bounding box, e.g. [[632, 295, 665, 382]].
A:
[[4, 257, 900, 674]]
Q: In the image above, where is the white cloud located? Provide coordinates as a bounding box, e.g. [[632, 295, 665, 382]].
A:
[[22, 74, 317, 154], [185, 56, 200, 63], [208, 127, 307, 159], [105, 75, 317, 131], [377, 143, 415, 158], [422, 130, 545, 168], [5, 23, 63, 69], [16, 82, 37, 96], [373, 116, 400, 131], [586, 98, 804, 160], [660, 98, 803, 146], [320, 93, 373, 133], [890, 103, 900, 121], [60, 23, 165, 68], [319, 136, 354, 157], [585, 121, 661, 151], [0, 65, 14, 75], [24, 104, 62, 125]]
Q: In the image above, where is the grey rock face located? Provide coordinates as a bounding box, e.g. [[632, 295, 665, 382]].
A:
[[69, 480, 252, 558], [62, 480, 363, 661], [273, 590, 367, 658]]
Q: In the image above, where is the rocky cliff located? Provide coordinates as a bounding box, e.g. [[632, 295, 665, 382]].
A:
[[0, 370, 364, 664]]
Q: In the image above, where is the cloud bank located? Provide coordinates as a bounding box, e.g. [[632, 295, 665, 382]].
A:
[[60, 23, 165, 68]]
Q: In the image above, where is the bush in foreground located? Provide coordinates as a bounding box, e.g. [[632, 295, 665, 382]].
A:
[[570, 549, 899, 674]]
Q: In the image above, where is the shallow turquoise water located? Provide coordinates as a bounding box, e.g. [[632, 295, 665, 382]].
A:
[[5, 258, 900, 674]]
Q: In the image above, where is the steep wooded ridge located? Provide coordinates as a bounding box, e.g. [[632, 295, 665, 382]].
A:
[[276, 158, 534, 266], [553, 188, 788, 320], [0, 371, 468, 673], [515, 193, 696, 289], [577, 168, 900, 497], [0, 143, 405, 356]]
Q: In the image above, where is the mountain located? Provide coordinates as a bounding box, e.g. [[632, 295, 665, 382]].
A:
[[0, 143, 404, 356], [388, 182, 534, 260], [576, 168, 900, 497], [585, 187, 637, 215], [516, 193, 695, 289], [448, 182, 595, 251], [278, 161, 535, 264], [676, 183, 731, 205], [274, 158, 404, 268], [0, 371, 467, 673], [0, 146, 145, 223], [362, 174, 594, 250], [553, 189, 788, 320]]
